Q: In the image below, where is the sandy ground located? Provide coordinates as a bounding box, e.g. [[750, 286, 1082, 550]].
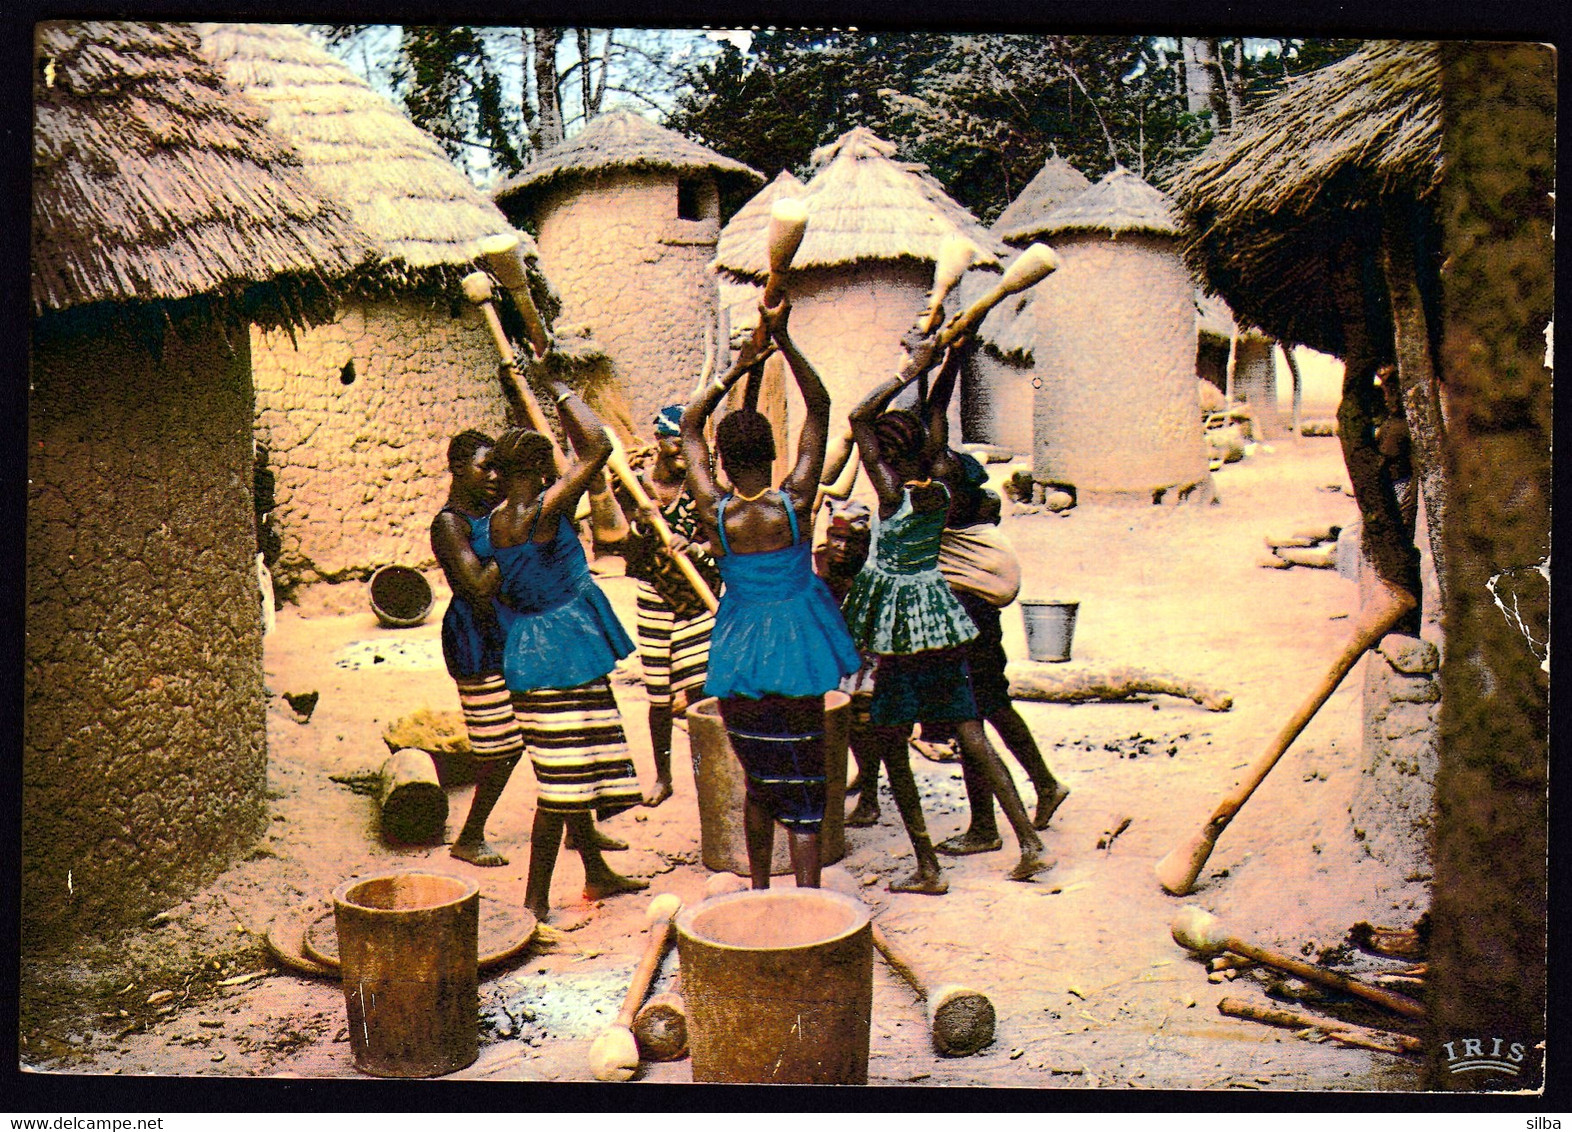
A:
[[19, 435, 1431, 1094]]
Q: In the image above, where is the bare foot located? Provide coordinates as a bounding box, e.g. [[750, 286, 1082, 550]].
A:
[[565, 827, 628, 852], [935, 831, 1002, 856], [584, 871, 650, 902], [525, 900, 551, 924], [888, 865, 949, 895], [910, 737, 959, 763], [450, 839, 509, 867], [1034, 783, 1071, 830], [642, 780, 674, 807], [1006, 852, 1056, 882], [845, 801, 881, 828]]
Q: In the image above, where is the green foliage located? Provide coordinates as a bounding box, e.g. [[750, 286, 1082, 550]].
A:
[[394, 26, 524, 174], [667, 33, 1364, 224]]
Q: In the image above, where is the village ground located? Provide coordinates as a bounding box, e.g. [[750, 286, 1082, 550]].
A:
[[18, 432, 1433, 1098]]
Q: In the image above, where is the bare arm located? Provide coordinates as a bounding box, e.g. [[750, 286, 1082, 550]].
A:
[[768, 303, 829, 507], [431, 513, 500, 603], [537, 381, 613, 529], [924, 340, 971, 485], [681, 337, 773, 530], [849, 331, 943, 511], [494, 360, 531, 429]]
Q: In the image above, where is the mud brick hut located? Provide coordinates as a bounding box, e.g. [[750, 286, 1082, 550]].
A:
[[1173, 41, 1552, 1088], [986, 168, 1210, 503], [27, 21, 371, 944], [713, 127, 1004, 452], [492, 110, 763, 437], [958, 155, 1092, 455], [196, 23, 558, 596]]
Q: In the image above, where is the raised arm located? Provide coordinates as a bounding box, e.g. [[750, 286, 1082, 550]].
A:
[[923, 339, 971, 482], [537, 381, 613, 526], [681, 337, 773, 529], [848, 329, 944, 509], [766, 301, 830, 507]]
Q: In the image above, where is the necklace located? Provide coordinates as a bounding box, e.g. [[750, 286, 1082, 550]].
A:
[[733, 484, 774, 502], [904, 478, 934, 489]]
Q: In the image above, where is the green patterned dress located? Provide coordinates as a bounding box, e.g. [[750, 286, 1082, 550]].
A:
[[840, 485, 979, 656]]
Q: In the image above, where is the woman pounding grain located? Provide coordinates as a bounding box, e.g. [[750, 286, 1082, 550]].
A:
[[680, 299, 861, 890], [840, 334, 1052, 894], [431, 429, 523, 867], [479, 384, 647, 923]]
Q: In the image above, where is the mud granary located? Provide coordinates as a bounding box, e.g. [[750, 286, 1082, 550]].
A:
[[713, 127, 1005, 464], [1173, 39, 1552, 1090], [196, 23, 564, 599], [959, 154, 1091, 456], [493, 110, 763, 438], [26, 21, 372, 945]]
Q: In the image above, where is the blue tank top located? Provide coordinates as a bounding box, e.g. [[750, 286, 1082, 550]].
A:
[[704, 490, 861, 700], [487, 506, 634, 692]]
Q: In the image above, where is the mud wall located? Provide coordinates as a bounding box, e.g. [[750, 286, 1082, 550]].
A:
[[251, 296, 511, 590], [1028, 233, 1208, 498], [1424, 41, 1552, 1092], [528, 171, 721, 434], [1233, 334, 1282, 438], [26, 315, 268, 946], [961, 350, 1035, 455]]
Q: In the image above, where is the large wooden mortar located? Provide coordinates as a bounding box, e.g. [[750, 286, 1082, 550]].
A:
[[687, 691, 849, 875], [332, 872, 480, 1078], [676, 888, 872, 1083]]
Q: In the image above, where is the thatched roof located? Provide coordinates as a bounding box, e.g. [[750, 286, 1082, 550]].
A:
[[711, 170, 807, 280], [993, 155, 1093, 244], [1033, 167, 1182, 239], [195, 23, 531, 292], [713, 127, 1006, 282], [494, 110, 763, 209], [1171, 41, 1441, 356], [32, 21, 372, 327]]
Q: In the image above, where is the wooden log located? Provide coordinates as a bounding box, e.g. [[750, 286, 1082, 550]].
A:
[[632, 991, 688, 1062], [1007, 662, 1232, 712], [1275, 545, 1338, 569], [1217, 996, 1421, 1055], [377, 748, 448, 844]]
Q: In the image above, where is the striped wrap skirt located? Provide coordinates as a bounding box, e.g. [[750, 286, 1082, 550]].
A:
[[510, 677, 642, 817], [718, 694, 828, 832], [635, 581, 714, 708], [454, 673, 525, 761]]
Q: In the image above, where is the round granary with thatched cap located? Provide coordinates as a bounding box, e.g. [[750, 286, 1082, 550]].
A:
[[957, 154, 1092, 455], [27, 21, 372, 945], [197, 23, 561, 596], [494, 110, 763, 436], [714, 128, 1004, 475], [1008, 168, 1209, 501]]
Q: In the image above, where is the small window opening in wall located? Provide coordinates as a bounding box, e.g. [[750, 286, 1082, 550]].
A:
[[677, 177, 707, 221], [339, 359, 357, 386]]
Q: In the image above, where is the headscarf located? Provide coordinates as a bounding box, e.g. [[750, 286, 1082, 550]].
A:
[[653, 405, 684, 438], [827, 499, 871, 534]]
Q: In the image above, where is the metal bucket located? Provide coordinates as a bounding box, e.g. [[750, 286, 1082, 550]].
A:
[[369, 565, 434, 628], [688, 691, 849, 876], [332, 871, 479, 1077], [676, 888, 872, 1083], [1021, 599, 1079, 663]]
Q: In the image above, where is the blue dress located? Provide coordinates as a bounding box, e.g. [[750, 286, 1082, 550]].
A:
[[704, 491, 861, 701], [482, 509, 634, 693], [437, 508, 504, 680]]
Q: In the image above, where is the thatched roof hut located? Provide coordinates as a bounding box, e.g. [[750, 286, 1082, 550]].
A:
[[193, 22, 563, 591], [195, 22, 536, 296], [714, 127, 1004, 282], [28, 21, 375, 940], [32, 20, 370, 331], [495, 109, 762, 206], [492, 111, 762, 435], [1034, 165, 1183, 239], [1171, 40, 1440, 357], [993, 154, 1094, 245]]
